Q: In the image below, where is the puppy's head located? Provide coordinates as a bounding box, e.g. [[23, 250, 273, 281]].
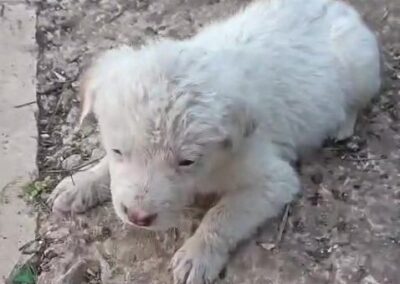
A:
[[80, 45, 255, 230]]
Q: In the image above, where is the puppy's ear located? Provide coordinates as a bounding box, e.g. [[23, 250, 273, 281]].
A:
[[78, 67, 96, 126]]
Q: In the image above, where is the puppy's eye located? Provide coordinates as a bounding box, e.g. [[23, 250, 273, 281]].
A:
[[112, 149, 122, 156], [178, 159, 195, 167]]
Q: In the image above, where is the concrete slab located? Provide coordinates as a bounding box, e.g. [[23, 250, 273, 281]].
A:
[[0, 2, 37, 281]]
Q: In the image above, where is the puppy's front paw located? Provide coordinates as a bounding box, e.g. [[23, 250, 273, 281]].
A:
[[48, 170, 109, 214], [171, 235, 227, 284]]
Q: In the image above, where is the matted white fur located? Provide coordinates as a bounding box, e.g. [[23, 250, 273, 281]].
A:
[[49, 0, 381, 283]]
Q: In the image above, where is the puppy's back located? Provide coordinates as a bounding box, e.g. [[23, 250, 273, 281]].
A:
[[190, 0, 380, 107]]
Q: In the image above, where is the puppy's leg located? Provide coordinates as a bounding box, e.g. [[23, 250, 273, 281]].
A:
[[48, 157, 110, 213], [335, 111, 357, 141], [171, 156, 299, 284]]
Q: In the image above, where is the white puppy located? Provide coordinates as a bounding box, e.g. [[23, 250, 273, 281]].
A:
[[49, 0, 381, 283]]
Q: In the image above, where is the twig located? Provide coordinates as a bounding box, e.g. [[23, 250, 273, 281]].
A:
[[384, 60, 397, 72], [36, 196, 52, 213], [14, 101, 36, 108], [43, 157, 103, 174], [46, 93, 63, 129], [323, 147, 345, 152], [70, 173, 75, 186], [275, 204, 291, 247], [68, 156, 103, 171], [37, 84, 64, 96], [380, 6, 389, 23], [328, 263, 337, 284], [0, 4, 5, 18], [37, 74, 79, 96], [18, 236, 41, 252], [341, 156, 392, 162], [95, 245, 112, 283], [0, 180, 17, 204], [107, 6, 128, 23]]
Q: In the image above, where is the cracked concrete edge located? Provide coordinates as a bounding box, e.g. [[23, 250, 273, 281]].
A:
[[0, 1, 39, 281]]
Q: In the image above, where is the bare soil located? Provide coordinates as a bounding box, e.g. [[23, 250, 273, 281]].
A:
[[18, 0, 400, 283]]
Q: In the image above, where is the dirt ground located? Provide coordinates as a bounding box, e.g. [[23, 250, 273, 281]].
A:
[[11, 0, 400, 283]]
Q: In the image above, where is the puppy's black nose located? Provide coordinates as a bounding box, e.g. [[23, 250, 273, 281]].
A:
[[127, 209, 157, 227]]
